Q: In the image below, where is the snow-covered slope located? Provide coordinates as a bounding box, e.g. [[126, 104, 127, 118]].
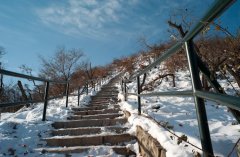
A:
[[118, 66, 240, 156], [0, 84, 101, 156]]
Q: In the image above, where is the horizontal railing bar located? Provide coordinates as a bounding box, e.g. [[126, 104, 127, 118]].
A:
[[0, 95, 69, 108], [195, 90, 240, 111], [0, 100, 43, 108], [128, 91, 193, 97], [128, 0, 235, 81], [139, 90, 193, 97], [0, 69, 66, 84]]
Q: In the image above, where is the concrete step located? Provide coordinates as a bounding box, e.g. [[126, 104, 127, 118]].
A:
[[92, 95, 117, 97], [73, 109, 121, 115], [86, 104, 119, 109], [44, 133, 136, 147], [89, 101, 117, 105], [52, 118, 127, 129], [97, 93, 118, 95], [101, 86, 118, 88], [97, 91, 118, 93], [91, 98, 112, 101], [52, 126, 128, 136], [97, 92, 118, 94], [90, 100, 111, 103], [91, 96, 117, 99], [68, 113, 123, 120], [39, 145, 136, 156], [71, 105, 108, 111], [99, 89, 118, 91]]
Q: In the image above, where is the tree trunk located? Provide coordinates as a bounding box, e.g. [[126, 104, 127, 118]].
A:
[[0, 62, 4, 99], [140, 73, 147, 92], [226, 65, 240, 88], [168, 20, 240, 123], [172, 74, 176, 87], [201, 74, 210, 91], [17, 81, 29, 107]]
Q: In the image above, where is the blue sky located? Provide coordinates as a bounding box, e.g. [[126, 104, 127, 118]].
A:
[[0, 0, 239, 75]]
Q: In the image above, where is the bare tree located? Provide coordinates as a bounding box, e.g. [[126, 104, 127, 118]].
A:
[[19, 65, 44, 100], [39, 47, 85, 95], [40, 47, 85, 81], [0, 47, 6, 101], [167, 8, 240, 123]]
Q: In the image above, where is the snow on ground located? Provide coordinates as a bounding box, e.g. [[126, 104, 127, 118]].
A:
[[118, 69, 240, 157], [0, 78, 112, 157]]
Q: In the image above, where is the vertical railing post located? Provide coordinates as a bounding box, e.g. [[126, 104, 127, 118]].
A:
[[124, 81, 127, 101], [86, 82, 88, 95], [121, 80, 124, 92], [42, 81, 49, 121], [65, 82, 69, 108], [77, 86, 80, 106], [185, 40, 214, 157], [137, 76, 141, 115]]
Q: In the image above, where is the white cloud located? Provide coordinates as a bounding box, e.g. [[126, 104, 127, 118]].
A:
[[36, 0, 128, 39]]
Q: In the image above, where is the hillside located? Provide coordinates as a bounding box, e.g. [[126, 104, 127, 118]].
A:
[[0, 57, 239, 156], [118, 65, 240, 156]]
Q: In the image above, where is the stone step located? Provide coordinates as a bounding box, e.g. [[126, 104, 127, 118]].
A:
[[73, 109, 121, 115], [39, 145, 136, 156], [99, 91, 118, 93], [52, 126, 128, 136], [68, 113, 123, 120], [97, 91, 119, 96], [91, 98, 112, 101], [101, 86, 118, 88], [93, 94, 117, 97], [89, 101, 117, 105], [71, 105, 119, 111], [90, 104, 119, 108], [90, 100, 111, 103], [97, 91, 118, 93], [52, 118, 127, 129], [99, 89, 118, 91], [91, 96, 117, 99], [44, 133, 136, 147]]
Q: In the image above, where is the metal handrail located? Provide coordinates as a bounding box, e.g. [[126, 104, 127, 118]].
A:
[[128, 0, 235, 82], [0, 69, 69, 121], [0, 69, 102, 121], [0, 100, 43, 108], [195, 90, 240, 111], [128, 90, 193, 97], [122, 0, 238, 156], [0, 69, 66, 84]]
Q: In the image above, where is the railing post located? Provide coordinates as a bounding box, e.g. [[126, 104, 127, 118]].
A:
[[124, 81, 127, 101], [121, 80, 124, 92], [137, 76, 141, 115], [42, 81, 49, 121], [185, 40, 214, 157], [86, 81, 88, 95], [77, 86, 80, 106], [65, 82, 69, 108]]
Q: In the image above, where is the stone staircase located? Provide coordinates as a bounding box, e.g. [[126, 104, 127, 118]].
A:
[[40, 77, 137, 156]]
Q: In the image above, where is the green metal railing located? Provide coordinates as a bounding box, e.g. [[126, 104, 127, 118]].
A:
[[122, 0, 239, 156], [0, 69, 102, 121]]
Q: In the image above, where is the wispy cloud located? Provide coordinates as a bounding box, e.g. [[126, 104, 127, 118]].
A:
[[36, 0, 210, 42], [36, 0, 140, 39]]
